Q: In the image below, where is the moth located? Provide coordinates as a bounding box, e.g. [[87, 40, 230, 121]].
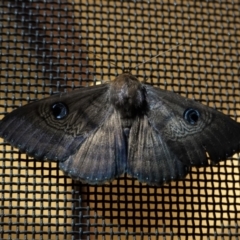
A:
[[0, 72, 240, 186]]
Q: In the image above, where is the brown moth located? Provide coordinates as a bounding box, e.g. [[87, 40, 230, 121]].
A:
[[0, 71, 240, 186]]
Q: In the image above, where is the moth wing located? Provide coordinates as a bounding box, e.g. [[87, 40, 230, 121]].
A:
[[127, 115, 189, 186], [0, 84, 112, 161], [144, 84, 240, 166], [59, 111, 127, 184]]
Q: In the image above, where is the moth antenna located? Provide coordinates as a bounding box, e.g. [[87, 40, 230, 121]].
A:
[[89, 51, 117, 67], [88, 50, 118, 84], [134, 43, 184, 70]]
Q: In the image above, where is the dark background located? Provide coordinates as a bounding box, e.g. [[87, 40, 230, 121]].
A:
[[0, 0, 240, 239]]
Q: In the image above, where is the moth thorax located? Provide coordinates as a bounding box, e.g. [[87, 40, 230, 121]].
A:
[[109, 73, 147, 118]]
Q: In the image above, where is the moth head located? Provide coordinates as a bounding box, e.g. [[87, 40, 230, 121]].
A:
[[109, 73, 148, 117]]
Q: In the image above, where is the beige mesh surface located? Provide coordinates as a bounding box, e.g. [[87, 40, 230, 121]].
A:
[[0, 1, 240, 239]]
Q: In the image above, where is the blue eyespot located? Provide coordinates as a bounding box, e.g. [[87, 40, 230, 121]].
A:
[[51, 102, 68, 119], [184, 108, 200, 124]]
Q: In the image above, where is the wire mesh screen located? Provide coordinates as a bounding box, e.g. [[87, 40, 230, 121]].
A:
[[0, 0, 240, 239]]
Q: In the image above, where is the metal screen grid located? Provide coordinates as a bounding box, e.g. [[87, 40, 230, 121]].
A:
[[0, 0, 240, 239]]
